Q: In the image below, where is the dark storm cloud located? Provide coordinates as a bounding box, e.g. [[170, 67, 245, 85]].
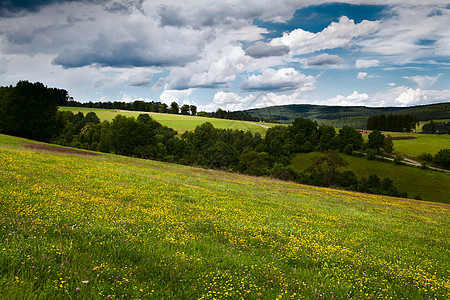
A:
[[306, 54, 344, 66], [0, 0, 87, 16], [245, 41, 290, 58], [157, 5, 186, 27], [52, 35, 199, 68], [0, 0, 142, 16]]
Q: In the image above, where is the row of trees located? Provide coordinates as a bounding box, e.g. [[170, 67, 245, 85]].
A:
[[197, 108, 270, 122], [366, 114, 419, 132], [65, 99, 198, 116]]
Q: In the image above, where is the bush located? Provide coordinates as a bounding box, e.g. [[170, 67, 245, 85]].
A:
[[394, 155, 403, 165], [434, 149, 450, 168], [418, 152, 434, 162], [343, 144, 353, 155], [367, 148, 377, 160]]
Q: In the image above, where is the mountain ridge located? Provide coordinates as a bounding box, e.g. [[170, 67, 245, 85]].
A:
[[238, 102, 450, 129]]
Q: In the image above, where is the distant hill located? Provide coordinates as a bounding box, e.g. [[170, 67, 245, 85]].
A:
[[238, 102, 450, 129]]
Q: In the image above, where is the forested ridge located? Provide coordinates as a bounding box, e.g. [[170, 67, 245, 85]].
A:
[[239, 102, 450, 128], [2, 81, 449, 200]]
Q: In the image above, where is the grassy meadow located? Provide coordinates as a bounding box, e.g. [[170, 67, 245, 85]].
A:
[[59, 107, 279, 135], [360, 132, 449, 157], [292, 152, 450, 204], [0, 134, 449, 299]]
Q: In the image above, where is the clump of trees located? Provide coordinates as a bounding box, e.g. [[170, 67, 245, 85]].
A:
[[366, 114, 419, 132], [418, 149, 450, 168], [0, 81, 68, 142], [422, 120, 449, 134], [197, 108, 272, 122]]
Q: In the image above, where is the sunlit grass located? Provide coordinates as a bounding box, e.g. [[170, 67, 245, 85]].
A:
[[1, 134, 449, 299], [58, 106, 280, 135]]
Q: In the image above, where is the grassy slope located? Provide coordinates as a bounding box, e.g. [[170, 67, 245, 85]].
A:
[[292, 152, 450, 204], [59, 106, 279, 135], [0, 134, 449, 299]]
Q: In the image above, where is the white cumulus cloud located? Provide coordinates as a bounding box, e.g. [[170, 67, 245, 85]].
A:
[[240, 68, 316, 93], [355, 59, 380, 68], [270, 16, 380, 56]]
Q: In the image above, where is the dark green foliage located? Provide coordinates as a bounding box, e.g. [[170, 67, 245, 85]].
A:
[[169, 102, 179, 114], [418, 152, 434, 162], [383, 134, 394, 153], [339, 170, 358, 189], [360, 174, 405, 198], [189, 105, 197, 116], [180, 104, 190, 115], [0, 81, 66, 142], [422, 121, 449, 134], [434, 149, 450, 168], [238, 102, 449, 128], [306, 150, 348, 187], [394, 155, 403, 165], [270, 163, 302, 182], [367, 114, 419, 132], [367, 129, 385, 152], [343, 144, 353, 155], [317, 124, 336, 151], [238, 150, 271, 176], [336, 126, 363, 151], [367, 149, 378, 160]]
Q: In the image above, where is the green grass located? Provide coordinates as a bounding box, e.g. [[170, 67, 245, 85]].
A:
[[292, 152, 450, 203], [59, 107, 280, 135], [0, 134, 449, 299], [361, 132, 449, 157]]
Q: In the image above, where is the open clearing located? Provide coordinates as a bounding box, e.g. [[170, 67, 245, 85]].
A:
[[1, 134, 449, 299], [59, 106, 280, 135]]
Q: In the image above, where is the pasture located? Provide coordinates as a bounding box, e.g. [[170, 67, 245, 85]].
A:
[[361, 132, 449, 157], [291, 152, 450, 204], [0, 134, 449, 299], [59, 107, 278, 135]]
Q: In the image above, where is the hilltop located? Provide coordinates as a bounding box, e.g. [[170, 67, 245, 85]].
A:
[[239, 102, 450, 128]]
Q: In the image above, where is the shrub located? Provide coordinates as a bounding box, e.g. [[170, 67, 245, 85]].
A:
[[434, 149, 450, 168], [343, 144, 353, 155], [367, 148, 377, 160], [418, 152, 434, 162], [394, 155, 403, 165]]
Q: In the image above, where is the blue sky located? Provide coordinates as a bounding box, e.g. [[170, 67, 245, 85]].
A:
[[0, 0, 449, 111]]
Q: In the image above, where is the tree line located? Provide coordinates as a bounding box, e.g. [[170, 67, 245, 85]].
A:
[[0, 81, 411, 199], [63, 97, 271, 122], [366, 113, 419, 132]]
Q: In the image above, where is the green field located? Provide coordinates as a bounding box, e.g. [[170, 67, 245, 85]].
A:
[[59, 107, 279, 135], [292, 152, 450, 204], [1, 134, 449, 299], [360, 132, 449, 157]]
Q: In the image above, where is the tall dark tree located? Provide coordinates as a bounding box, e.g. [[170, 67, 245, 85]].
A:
[[0, 81, 60, 141], [169, 102, 179, 114], [307, 150, 348, 187], [180, 104, 190, 115], [367, 129, 385, 152]]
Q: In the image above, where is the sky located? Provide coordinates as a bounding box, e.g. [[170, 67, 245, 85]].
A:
[[0, 0, 449, 112]]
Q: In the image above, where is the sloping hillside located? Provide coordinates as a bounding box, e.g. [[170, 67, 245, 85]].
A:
[[0, 134, 448, 299]]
